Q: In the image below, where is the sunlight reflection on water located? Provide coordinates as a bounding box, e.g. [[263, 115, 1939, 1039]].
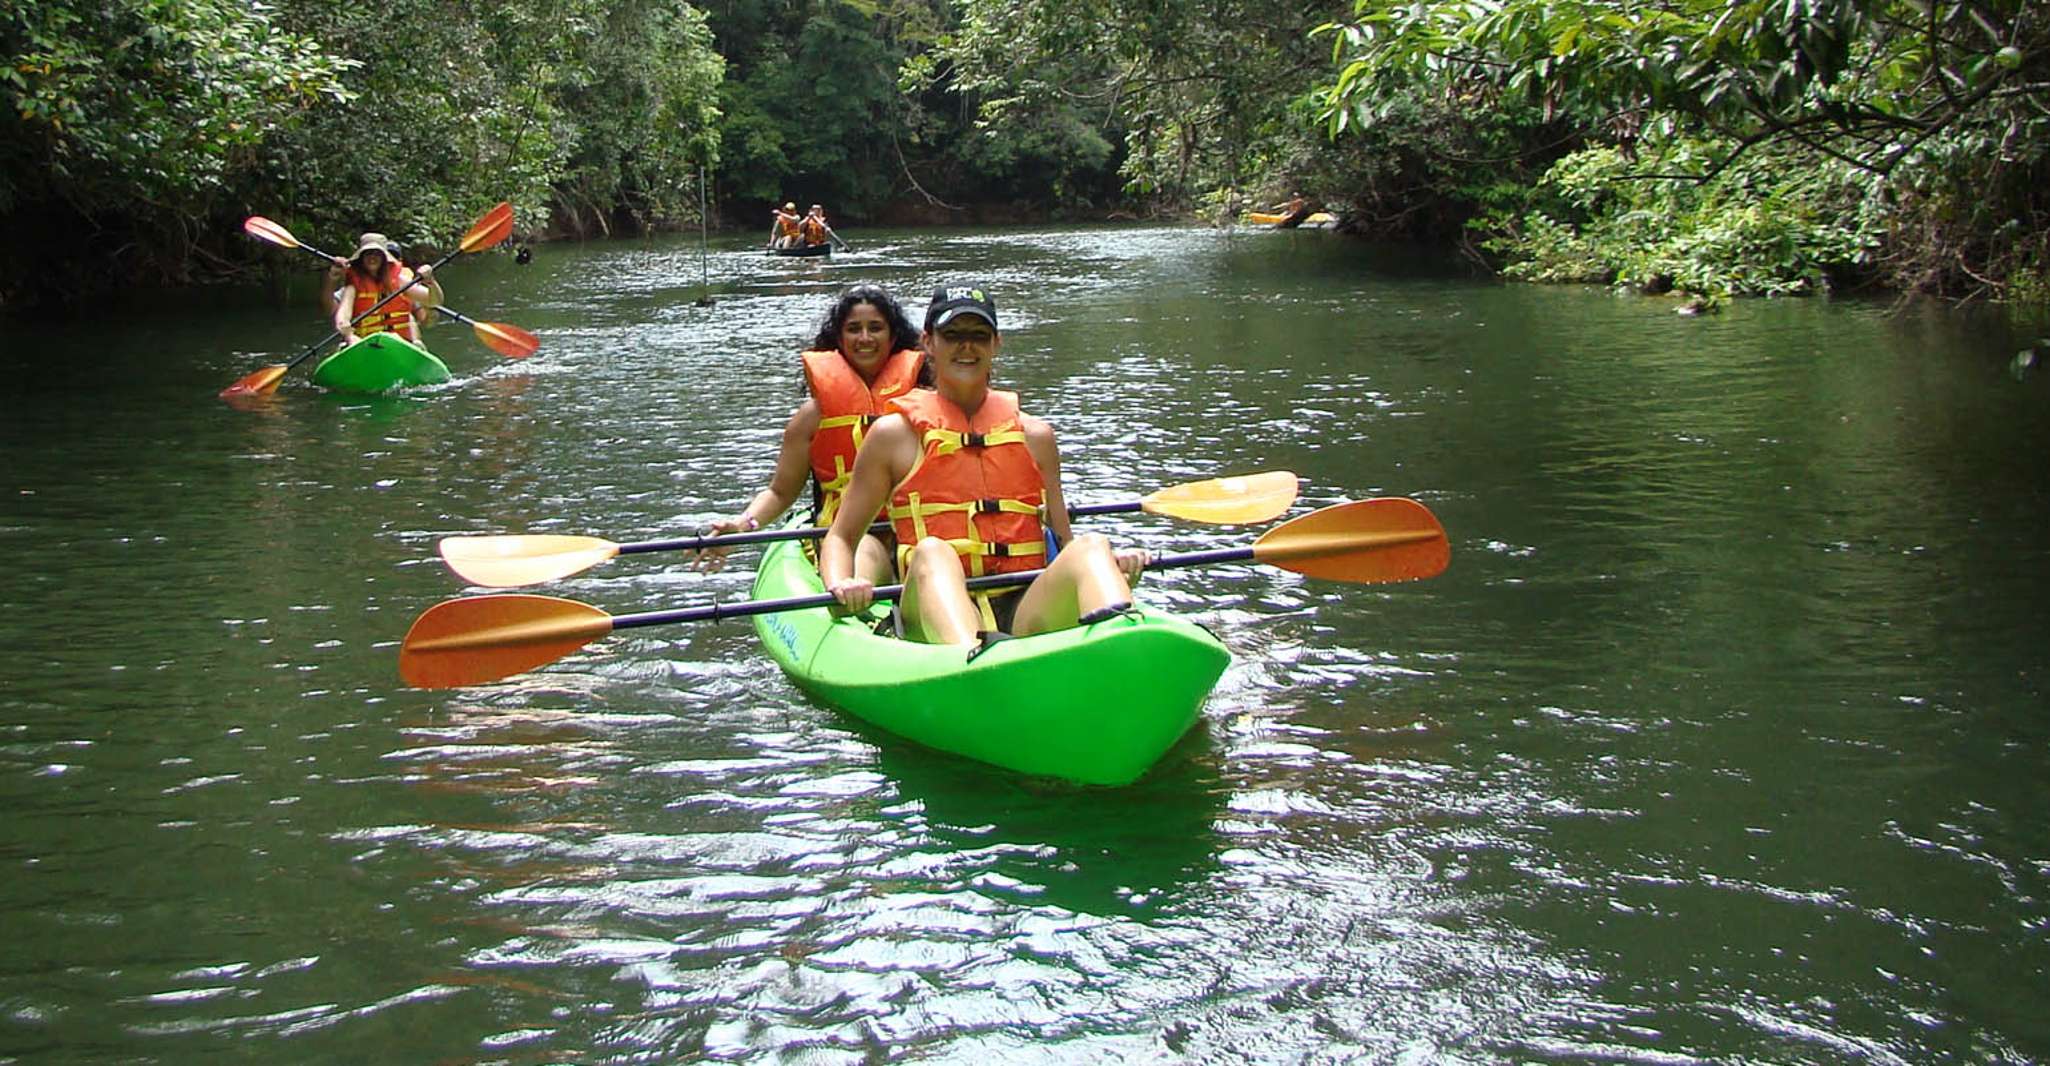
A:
[[1, 226, 2045, 1062]]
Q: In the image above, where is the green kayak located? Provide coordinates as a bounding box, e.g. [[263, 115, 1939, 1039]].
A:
[[749, 521, 1231, 785], [310, 332, 452, 393]]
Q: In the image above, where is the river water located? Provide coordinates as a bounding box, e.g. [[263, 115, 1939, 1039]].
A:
[[3, 225, 2047, 1062]]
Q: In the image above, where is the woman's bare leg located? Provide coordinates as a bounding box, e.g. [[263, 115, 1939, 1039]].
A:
[[855, 533, 896, 586], [900, 537, 981, 645], [1011, 533, 1132, 637]]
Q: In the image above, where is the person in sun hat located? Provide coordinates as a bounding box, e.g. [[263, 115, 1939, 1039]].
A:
[[318, 234, 399, 315], [818, 282, 1149, 648], [329, 232, 442, 345]]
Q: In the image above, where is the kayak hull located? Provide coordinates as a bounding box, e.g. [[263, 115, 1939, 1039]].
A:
[[769, 243, 832, 258], [750, 525, 1230, 786], [311, 332, 451, 393]]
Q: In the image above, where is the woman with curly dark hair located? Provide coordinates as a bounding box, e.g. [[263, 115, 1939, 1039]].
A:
[[699, 285, 929, 577]]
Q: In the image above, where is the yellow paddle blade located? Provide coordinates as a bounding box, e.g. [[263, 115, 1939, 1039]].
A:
[[243, 216, 301, 249], [400, 594, 615, 688], [472, 320, 540, 359], [1141, 470, 1298, 524], [219, 363, 288, 398], [460, 201, 515, 253], [439, 534, 620, 588], [1251, 497, 1448, 583]]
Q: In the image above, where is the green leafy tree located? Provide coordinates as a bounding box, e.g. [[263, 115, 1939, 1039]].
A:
[[1317, 0, 2050, 300], [1, 0, 352, 305], [928, 0, 1338, 212], [710, 0, 1062, 220], [1, 0, 724, 311], [264, 0, 723, 245]]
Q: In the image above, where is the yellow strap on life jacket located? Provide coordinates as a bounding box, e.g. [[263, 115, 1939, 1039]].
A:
[[888, 492, 1045, 577], [812, 412, 882, 525], [967, 588, 1022, 632], [357, 306, 412, 334], [922, 426, 1027, 458]]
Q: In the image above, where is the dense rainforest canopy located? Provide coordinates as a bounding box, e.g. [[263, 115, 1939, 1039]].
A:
[[3, 0, 2044, 313]]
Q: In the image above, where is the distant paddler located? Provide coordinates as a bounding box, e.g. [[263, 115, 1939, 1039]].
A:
[[798, 203, 852, 251], [768, 202, 804, 250], [799, 205, 830, 248]]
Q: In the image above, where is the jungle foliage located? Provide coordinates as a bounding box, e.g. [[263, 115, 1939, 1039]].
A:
[[1316, 0, 2050, 301], [3, 0, 2045, 311], [2, 0, 723, 309]]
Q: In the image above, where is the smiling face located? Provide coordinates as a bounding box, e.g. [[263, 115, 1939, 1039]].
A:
[[922, 316, 999, 398], [838, 302, 894, 378]]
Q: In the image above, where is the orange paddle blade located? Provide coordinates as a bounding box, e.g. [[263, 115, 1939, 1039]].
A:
[[440, 535, 619, 588], [471, 320, 540, 359], [1251, 498, 1448, 583], [460, 201, 515, 253], [219, 363, 288, 398], [1141, 470, 1298, 524], [400, 594, 615, 688], [243, 216, 301, 249]]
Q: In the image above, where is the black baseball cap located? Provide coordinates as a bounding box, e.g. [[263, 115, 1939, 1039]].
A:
[[924, 283, 998, 332]]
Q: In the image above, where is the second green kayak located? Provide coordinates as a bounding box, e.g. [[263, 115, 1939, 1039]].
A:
[[749, 520, 1231, 786], [310, 332, 452, 393]]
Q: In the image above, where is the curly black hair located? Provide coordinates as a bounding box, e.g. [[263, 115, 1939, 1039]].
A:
[[805, 284, 927, 387]]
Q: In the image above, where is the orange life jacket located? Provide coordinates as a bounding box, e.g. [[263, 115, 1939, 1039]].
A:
[[802, 348, 923, 524], [800, 216, 828, 244], [349, 264, 418, 339], [886, 388, 1046, 580], [775, 213, 802, 238]]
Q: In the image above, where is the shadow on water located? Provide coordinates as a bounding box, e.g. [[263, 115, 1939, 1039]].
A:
[[312, 391, 434, 421], [866, 723, 1231, 919]]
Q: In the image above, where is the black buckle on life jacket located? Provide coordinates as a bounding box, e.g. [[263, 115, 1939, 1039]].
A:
[[962, 432, 987, 448], [974, 498, 1001, 515], [986, 542, 1014, 557]]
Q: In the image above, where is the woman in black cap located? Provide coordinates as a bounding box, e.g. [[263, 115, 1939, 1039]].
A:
[[819, 282, 1148, 646]]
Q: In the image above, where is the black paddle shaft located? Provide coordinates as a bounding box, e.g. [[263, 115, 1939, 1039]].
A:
[[608, 543, 1256, 630], [267, 237, 452, 373], [614, 500, 1146, 556]]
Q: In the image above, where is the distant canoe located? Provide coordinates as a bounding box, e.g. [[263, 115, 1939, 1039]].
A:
[[768, 243, 832, 258]]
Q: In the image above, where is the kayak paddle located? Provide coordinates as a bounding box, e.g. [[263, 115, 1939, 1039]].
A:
[[242, 215, 535, 360], [432, 305, 540, 360], [437, 471, 1300, 587], [221, 202, 515, 399], [400, 496, 1447, 687]]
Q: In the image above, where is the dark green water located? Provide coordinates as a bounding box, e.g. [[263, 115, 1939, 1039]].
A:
[[3, 225, 2047, 1062]]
